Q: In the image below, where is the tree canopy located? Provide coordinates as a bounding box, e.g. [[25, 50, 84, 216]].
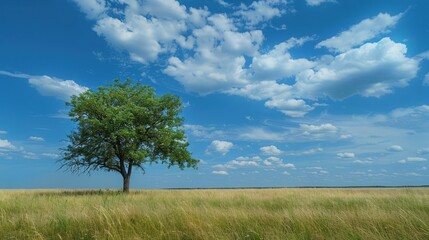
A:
[[61, 79, 198, 192]]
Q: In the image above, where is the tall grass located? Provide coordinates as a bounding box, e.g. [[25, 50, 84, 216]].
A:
[[0, 188, 428, 239]]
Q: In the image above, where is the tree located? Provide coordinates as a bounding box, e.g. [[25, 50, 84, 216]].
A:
[[61, 79, 198, 192]]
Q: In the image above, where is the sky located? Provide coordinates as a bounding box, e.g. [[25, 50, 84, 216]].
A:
[[1, 0, 429, 189]]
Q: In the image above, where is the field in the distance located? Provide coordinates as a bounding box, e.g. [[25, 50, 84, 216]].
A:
[[1, 188, 428, 239]]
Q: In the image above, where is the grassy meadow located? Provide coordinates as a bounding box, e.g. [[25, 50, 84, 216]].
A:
[[0, 188, 429, 239]]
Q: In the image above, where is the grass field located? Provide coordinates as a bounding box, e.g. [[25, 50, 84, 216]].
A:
[[0, 188, 428, 239]]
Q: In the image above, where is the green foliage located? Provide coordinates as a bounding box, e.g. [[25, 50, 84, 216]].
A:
[[61, 79, 198, 190]]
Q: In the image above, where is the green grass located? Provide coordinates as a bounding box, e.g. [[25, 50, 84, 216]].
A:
[[0, 188, 429, 239]]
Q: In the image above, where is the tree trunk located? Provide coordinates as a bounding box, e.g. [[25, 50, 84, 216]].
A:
[[123, 175, 130, 193]]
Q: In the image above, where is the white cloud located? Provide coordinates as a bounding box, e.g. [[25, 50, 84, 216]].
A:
[[306, 0, 336, 6], [71, 2, 423, 120], [265, 156, 282, 162], [250, 37, 316, 81], [316, 13, 403, 52], [217, 0, 231, 7], [73, 0, 106, 20], [23, 152, 38, 159], [230, 159, 259, 167], [184, 124, 225, 139], [0, 139, 16, 150], [424, 73, 429, 86], [353, 159, 373, 164], [265, 98, 314, 117], [139, 0, 188, 20], [297, 38, 419, 99], [236, 156, 262, 162], [90, 0, 194, 64], [165, 15, 263, 94], [227, 81, 291, 101], [337, 152, 355, 159], [212, 170, 228, 175], [214, 156, 262, 170], [236, 0, 288, 27], [417, 147, 429, 155], [42, 153, 60, 159], [260, 145, 283, 155], [206, 140, 234, 155], [240, 127, 284, 141], [165, 54, 249, 94], [282, 171, 290, 175], [280, 163, 296, 169], [307, 166, 323, 170], [398, 157, 427, 163], [301, 123, 337, 136], [340, 134, 352, 140], [0, 130, 7, 134], [28, 76, 88, 100], [94, 16, 186, 64], [386, 145, 403, 152], [301, 148, 324, 155], [0, 71, 88, 101], [262, 159, 272, 166], [227, 37, 315, 117], [29, 136, 45, 142], [391, 105, 429, 119]]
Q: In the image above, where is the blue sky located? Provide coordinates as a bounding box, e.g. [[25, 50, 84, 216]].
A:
[[1, 0, 429, 189]]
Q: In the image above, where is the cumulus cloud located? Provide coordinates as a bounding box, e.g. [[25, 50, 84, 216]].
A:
[[29, 136, 45, 142], [228, 81, 313, 117], [73, 0, 106, 20], [165, 14, 263, 94], [227, 81, 291, 101], [387, 145, 403, 152], [265, 98, 314, 117], [398, 157, 427, 163], [0, 130, 7, 135], [262, 156, 295, 169], [213, 154, 296, 174], [288, 148, 324, 156], [212, 170, 228, 175], [260, 145, 283, 155], [297, 38, 419, 99], [72, 1, 423, 119], [316, 13, 403, 52], [0, 71, 88, 101], [280, 163, 296, 169], [214, 156, 261, 169], [251, 37, 316, 80], [206, 140, 234, 155], [306, 0, 336, 6], [337, 152, 355, 159], [0, 139, 16, 150], [236, 0, 288, 27], [90, 0, 204, 64], [417, 147, 429, 155], [300, 123, 338, 139], [94, 15, 186, 64]]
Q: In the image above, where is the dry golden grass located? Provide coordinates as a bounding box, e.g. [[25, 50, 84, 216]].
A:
[[0, 188, 428, 239]]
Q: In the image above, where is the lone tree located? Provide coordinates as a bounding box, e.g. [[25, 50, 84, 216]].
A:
[[61, 79, 198, 192]]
